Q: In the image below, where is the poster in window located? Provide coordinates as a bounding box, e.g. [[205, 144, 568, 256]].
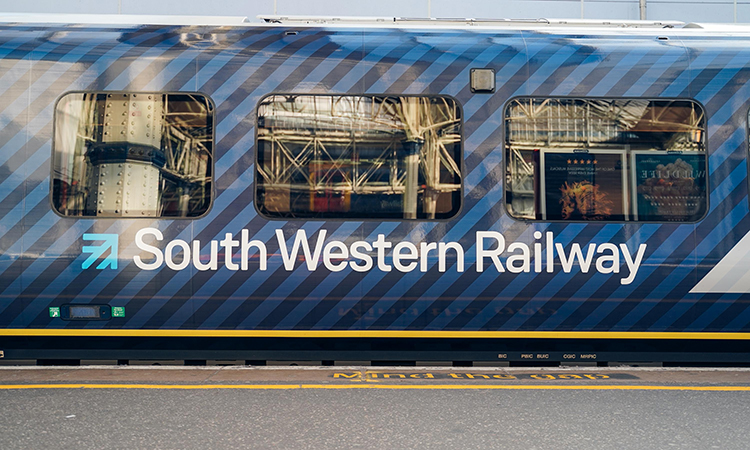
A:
[[542, 150, 627, 221], [632, 152, 706, 222]]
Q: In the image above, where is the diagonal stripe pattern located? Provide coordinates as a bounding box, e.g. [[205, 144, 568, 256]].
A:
[[0, 24, 748, 335]]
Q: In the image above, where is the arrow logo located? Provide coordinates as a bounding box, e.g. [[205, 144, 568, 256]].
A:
[[82, 233, 119, 270]]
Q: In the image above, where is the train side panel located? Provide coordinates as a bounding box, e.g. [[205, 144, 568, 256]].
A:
[[0, 24, 749, 344]]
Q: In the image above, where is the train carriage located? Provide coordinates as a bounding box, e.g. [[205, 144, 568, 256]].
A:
[[0, 14, 749, 364]]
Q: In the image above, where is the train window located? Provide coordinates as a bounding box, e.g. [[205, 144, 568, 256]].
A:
[[505, 98, 707, 222], [52, 92, 213, 218], [255, 95, 462, 220]]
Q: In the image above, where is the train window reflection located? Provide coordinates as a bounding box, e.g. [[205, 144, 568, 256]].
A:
[[505, 98, 707, 222], [255, 95, 462, 220], [52, 92, 213, 218]]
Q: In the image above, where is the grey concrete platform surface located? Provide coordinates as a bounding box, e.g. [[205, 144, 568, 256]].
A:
[[0, 366, 749, 449]]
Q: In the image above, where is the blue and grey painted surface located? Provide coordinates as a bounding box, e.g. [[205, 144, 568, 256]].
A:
[[0, 23, 748, 335]]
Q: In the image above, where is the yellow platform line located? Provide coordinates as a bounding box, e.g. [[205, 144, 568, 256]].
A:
[[3, 329, 750, 339], [1, 384, 750, 391]]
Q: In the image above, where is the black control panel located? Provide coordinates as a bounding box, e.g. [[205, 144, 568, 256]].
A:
[[60, 305, 111, 321]]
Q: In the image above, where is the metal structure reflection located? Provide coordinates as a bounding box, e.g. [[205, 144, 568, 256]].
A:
[[256, 95, 462, 219]]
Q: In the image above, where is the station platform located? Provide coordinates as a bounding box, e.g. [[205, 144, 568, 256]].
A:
[[1, 366, 749, 449], [0, 365, 749, 390]]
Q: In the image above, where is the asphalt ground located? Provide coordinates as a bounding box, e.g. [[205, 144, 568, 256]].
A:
[[1, 366, 750, 449]]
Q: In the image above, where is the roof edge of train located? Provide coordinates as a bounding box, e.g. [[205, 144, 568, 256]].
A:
[[0, 12, 748, 33]]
